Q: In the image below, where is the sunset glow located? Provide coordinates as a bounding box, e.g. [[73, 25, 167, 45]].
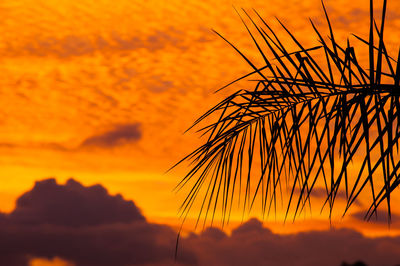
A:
[[2, 0, 400, 265]]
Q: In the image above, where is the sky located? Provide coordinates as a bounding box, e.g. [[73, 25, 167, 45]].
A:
[[1, 0, 400, 265]]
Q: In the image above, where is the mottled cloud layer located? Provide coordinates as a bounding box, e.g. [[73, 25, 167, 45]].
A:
[[1, 0, 400, 223], [1, 178, 400, 266]]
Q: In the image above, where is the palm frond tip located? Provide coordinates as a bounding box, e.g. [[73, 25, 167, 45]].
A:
[[175, 0, 400, 226]]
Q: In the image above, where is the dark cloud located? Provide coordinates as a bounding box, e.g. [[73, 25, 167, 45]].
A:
[[307, 187, 362, 206], [183, 218, 400, 266], [9, 178, 145, 227], [80, 123, 142, 148], [1, 178, 400, 266], [351, 210, 400, 224], [0, 178, 195, 266], [1, 223, 190, 266]]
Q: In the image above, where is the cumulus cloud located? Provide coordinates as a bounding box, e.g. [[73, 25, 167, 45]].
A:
[[80, 123, 142, 148], [1, 178, 400, 266], [0, 178, 194, 266], [9, 178, 145, 226]]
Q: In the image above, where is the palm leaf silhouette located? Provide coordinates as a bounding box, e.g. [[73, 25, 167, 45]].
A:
[[174, 0, 400, 227]]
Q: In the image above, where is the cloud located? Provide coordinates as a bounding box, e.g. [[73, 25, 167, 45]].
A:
[[351, 210, 400, 224], [0, 178, 195, 266], [307, 187, 362, 207], [80, 123, 142, 148], [146, 76, 174, 93], [1, 178, 400, 266], [1, 222, 192, 266], [13, 29, 188, 58], [9, 178, 145, 227], [182, 218, 400, 266]]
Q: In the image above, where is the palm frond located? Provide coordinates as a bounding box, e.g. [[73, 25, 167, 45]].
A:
[[174, 0, 400, 226]]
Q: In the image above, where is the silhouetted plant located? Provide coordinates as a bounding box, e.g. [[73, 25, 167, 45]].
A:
[[174, 0, 400, 226], [341, 261, 368, 266]]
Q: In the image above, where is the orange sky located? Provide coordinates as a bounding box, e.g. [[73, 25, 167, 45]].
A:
[[1, 0, 400, 244]]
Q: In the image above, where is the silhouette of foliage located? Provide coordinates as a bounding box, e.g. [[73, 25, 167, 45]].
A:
[[341, 261, 367, 266], [174, 0, 400, 226]]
